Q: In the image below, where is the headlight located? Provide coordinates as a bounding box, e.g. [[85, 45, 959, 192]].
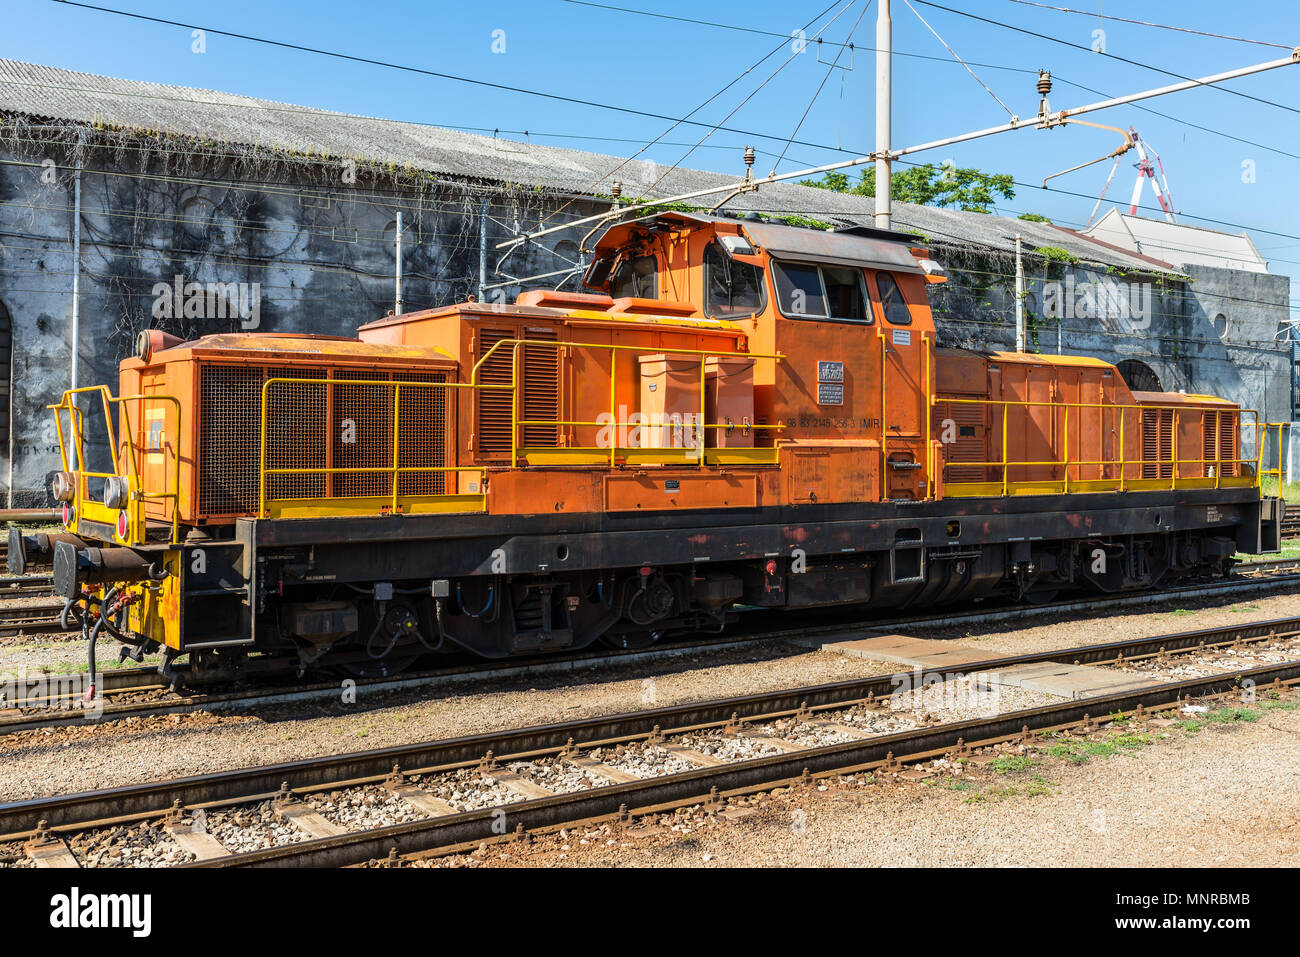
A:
[[51, 471, 76, 502], [103, 476, 130, 510]]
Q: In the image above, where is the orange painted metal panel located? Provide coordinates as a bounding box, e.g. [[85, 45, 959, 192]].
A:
[[604, 472, 758, 512]]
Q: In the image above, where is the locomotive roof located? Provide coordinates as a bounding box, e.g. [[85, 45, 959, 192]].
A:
[[123, 332, 456, 367], [592, 211, 927, 275], [359, 300, 747, 334]]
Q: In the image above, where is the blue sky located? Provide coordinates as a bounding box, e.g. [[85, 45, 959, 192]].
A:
[[6, 0, 1300, 306]]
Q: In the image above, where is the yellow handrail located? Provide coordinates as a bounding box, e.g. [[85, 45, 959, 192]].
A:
[[258, 376, 489, 518], [934, 395, 1266, 494], [48, 386, 183, 544], [473, 337, 785, 468]]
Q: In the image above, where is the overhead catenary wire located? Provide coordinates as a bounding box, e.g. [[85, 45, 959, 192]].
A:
[[554, 0, 1300, 163], [912, 0, 1300, 117], [769, 0, 874, 175], [526, 0, 852, 233], [569, 0, 863, 230], [902, 0, 1017, 119], [1001, 0, 1295, 50]]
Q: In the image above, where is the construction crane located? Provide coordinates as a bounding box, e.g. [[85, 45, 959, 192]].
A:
[[1077, 126, 1176, 228], [1127, 127, 1176, 222]]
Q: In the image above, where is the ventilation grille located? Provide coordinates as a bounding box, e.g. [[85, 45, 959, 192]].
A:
[[933, 401, 988, 483], [198, 364, 446, 516], [475, 327, 561, 456], [1204, 410, 1240, 477], [522, 329, 560, 448], [1140, 408, 1174, 479], [475, 329, 515, 456]]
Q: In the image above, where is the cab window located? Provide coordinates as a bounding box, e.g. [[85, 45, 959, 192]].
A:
[[611, 254, 657, 299], [823, 266, 869, 321], [773, 261, 871, 323], [704, 242, 766, 317], [875, 271, 913, 325]]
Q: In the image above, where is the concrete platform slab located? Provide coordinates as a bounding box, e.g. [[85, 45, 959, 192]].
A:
[[791, 632, 993, 670], [986, 663, 1154, 700]]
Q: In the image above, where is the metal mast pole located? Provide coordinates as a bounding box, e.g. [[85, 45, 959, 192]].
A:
[[1014, 233, 1026, 352], [394, 209, 404, 315], [875, 0, 892, 230]]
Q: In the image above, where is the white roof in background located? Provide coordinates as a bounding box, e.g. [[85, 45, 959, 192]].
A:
[[0, 59, 1182, 275], [1083, 209, 1267, 273]]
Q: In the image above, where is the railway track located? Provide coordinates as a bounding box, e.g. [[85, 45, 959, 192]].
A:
[[4, 621, 1297, 868], [0, 575, 54, 599], [0, 599, 65, 633], [2, 561, 1300, 734]]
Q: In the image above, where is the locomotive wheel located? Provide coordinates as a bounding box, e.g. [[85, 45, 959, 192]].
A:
[[1022, 588, 1060, 605]]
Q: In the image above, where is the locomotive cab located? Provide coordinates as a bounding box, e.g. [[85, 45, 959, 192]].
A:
[[582, 211, 946, 503]]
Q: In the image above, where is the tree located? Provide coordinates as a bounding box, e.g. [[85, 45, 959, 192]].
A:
[[801, 162, 1015, 213], [1017, 211, 1052, 223]]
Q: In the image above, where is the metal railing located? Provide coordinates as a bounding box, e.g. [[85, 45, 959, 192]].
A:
[[49, 386, 182, 544], [472, 337, 785, 468], [932, 395, 1270, 496], [258, 377, 488, 518], [254, 338, 783, 517]]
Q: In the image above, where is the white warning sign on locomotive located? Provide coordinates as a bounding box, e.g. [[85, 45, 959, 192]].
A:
[[817, 360, 845, 382], [817, 383, 845, 406]]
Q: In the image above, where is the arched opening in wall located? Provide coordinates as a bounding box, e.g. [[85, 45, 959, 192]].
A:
[[552, 240, 581, 290], [1116, 358, 1162, 393]]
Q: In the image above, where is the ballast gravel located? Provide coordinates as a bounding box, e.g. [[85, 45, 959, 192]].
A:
[[1, 591, 1298, 812], [466, 703, 1300, 868]]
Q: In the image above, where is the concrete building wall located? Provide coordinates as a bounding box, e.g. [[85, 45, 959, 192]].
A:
[[930, 250, 1289, 402], [0, 142, 599, 503]]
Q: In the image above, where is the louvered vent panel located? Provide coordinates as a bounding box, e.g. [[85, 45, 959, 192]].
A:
[[1141, 408, 1173, 480], [1198, 410, 1240, 478], [1220, 411, 1239, 477], [522, 328, 560, 448], [476, 328, 516, 456], [1203, 415, 1217, 478], [933, 401, 990, 482]]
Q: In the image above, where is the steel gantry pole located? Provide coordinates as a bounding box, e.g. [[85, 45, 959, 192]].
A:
[[875, 0, 893, 230]]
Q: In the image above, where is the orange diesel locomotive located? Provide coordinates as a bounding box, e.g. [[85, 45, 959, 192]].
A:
[[22, 212, 1284, 681]]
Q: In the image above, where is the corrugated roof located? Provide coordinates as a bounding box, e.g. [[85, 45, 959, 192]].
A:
[[0, 58, 1177, 275]]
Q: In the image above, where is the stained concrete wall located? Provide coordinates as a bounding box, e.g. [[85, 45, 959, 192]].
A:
[[0, 144, 598, 503]]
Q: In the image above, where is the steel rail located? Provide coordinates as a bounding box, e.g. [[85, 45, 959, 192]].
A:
[[3, 566, 1298, 733], [211, 663, 1299, 868], [3, 619, 1298, 841]]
